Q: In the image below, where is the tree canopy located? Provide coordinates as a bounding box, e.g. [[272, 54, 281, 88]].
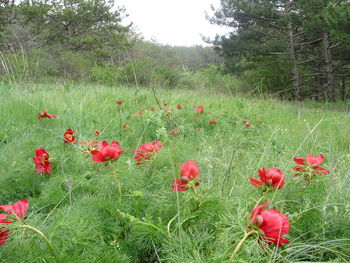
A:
[[0, 0, 131, 60], [210, 0, 350, 100]]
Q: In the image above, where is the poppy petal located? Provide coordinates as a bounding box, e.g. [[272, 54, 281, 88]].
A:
[[313, 166, 330, 174], [293, 157, 306, 165], [258, 167, 267, 182], [250, 177, 263, 187], [0, 199, 29, 219], [306, 154, 325, 166]]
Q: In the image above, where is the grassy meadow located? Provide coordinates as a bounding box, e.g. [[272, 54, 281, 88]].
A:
[[0, 83, 349, 262]]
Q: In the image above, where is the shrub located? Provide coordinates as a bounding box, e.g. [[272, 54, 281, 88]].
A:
[[90, 65, 121, 86]]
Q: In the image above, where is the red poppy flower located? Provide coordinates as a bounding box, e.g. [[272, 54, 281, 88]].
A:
[[38, 109, 56, 119], [209, 119, 218, 124], [197, 106, 204, 114], [172, 160, 200, 191], [250, 202, 290, 247], [33, 148, 51, 175], [180, 160, 200, 181], [94, 130, 102, 137], [165, 108, 170, 113], [116, 100, 122, 105], [151, 107, 156, 112], [292, 154, 330, 180], [294, 154, 327, 167], [63, 129, 76, 144], [0, 199, 29, 246], [133, 141, 163, 165], [250, 167, 285, 189], [177, 104, 182, 110], [244, 120, 251, 128], [170, 129, 180, 135], [90, 141, 125, 162]]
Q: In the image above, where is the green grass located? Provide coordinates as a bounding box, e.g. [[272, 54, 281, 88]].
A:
[[0, 83, 349, 262]]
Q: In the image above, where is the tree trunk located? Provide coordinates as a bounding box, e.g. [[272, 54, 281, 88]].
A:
[[285, 1, 301, 99], [341, 76, 347, 101], [322, 32, 336, 101]]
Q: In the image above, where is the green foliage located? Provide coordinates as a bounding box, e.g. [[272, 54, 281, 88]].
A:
[[91, 65, 121, 86], [0, 0, 131, 84], [241, 56, 292, 97]]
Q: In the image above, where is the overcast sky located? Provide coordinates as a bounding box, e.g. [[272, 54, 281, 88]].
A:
[[115, 0, 230, 47]]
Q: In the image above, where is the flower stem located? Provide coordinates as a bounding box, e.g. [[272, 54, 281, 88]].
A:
[[118, 106, 122, 136], [109, 163, 122, 199], [229, 230, 258, 261], [191, 184, 201, 210], [20, 224, 60, 262], [254, 195, 266, 209]]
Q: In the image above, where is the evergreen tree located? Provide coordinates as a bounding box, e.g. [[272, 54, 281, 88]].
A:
[[210, 0, 349, 100]]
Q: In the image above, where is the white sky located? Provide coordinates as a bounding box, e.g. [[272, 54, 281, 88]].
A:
[[115, 0, 230, 47]]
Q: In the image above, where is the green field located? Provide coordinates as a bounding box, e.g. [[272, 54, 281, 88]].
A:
[[0, 83, 349, 262]]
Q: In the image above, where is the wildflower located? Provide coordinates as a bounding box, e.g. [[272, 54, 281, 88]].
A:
[[293, 154, 330, 182], [33, 148, 51, 175], [172, 160, 200, 191], [63, 129, 76, 144], [249, 201, 290, 247], [163, 102, 168, 106], [123, 123, 127, 129], [0, 199, 29, 246], [197, 106, 204, 114], [170, 129, 180, 135], [38, 109, 56, 119], [244, 120, 251, 128], [90, 141, 125, 162], [209, 119, 218, 124], [177, 104, 182, 110], [250, 167, 285, 189], [133, 141, 163, 165], [94, 130, 102, 137], [136, 111, 142, 115], [165, 108, 170, 113], [151, 107, 156, 112], [116, 100, 122, 105], [180, 160, 200, 181]]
